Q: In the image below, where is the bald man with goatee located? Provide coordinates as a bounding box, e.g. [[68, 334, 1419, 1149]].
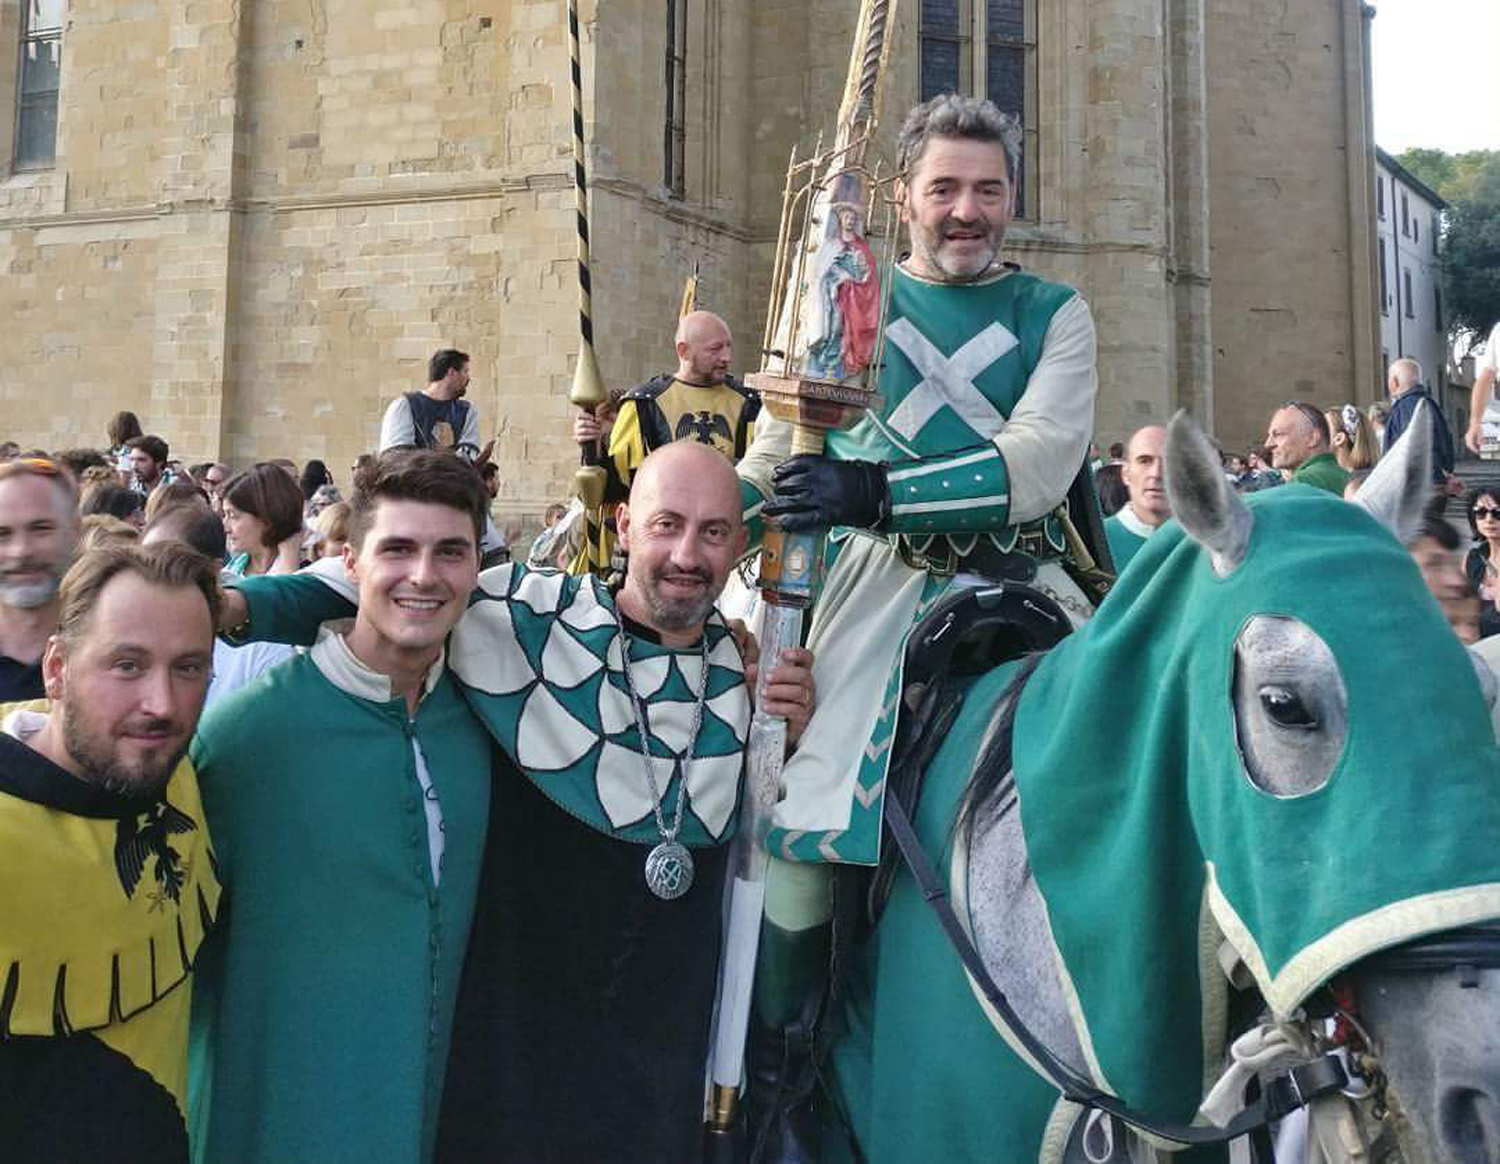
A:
[[574, 311, 760, 468], [571, 311, 762, 572]]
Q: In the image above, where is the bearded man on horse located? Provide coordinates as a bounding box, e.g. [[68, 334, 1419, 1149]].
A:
[[736, 93, 1101, 925]]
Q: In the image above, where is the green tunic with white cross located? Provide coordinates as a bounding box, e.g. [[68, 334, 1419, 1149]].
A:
[[830, 262, 1076, 552], [739, 262, 1093, 866]]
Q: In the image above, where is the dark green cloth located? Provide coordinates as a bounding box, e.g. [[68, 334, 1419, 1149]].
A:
[[1290, 451, 1350, 495], [824, 663, 1070, 1162], [189, 654, 491, 1163]]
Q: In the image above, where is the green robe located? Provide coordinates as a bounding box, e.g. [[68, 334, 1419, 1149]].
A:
[[1290, 452, 1350, 495], [736, 264, 1095, 865], [189, 640, 491, 1164]]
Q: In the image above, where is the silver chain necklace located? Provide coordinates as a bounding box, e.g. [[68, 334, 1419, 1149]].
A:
[[615, 624, 710, 900]]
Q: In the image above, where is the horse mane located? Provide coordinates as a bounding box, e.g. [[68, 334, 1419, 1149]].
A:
[[956, 651, 1047, 847]]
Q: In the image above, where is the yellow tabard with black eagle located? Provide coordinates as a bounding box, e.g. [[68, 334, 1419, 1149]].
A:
[[570, 373, 759, 575], [0, 723, 220, 1160]]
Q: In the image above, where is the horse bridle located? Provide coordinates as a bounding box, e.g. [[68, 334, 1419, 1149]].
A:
[[883, 794, 1500, 1154]]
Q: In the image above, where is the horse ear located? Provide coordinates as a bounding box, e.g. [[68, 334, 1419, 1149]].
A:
[[1353, 401, 1433, 545], [1164, 410, 1253, 578]]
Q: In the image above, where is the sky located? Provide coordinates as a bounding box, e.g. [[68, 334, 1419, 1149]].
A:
[[1371, 0, 1499, 155]]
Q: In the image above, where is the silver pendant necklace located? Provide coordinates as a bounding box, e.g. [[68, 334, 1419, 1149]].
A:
[[615, 624, 710, 900]]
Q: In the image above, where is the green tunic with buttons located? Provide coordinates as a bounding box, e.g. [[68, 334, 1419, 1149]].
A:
[[187, 649, 491, 1164]]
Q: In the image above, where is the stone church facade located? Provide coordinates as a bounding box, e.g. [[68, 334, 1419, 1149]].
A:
[[0, 0, 1379, 522]]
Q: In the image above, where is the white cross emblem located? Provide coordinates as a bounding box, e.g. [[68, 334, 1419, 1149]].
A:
[[884, 318, 1018, 441]]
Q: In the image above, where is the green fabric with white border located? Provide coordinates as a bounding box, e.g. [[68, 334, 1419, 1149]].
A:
[[826, 484, 1500, 1160], [1006, 483, 1500, 1126], [229, 561, 752, 848]]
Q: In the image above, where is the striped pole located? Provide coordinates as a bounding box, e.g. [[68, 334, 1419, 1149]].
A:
[[567, 0, 608, 573]]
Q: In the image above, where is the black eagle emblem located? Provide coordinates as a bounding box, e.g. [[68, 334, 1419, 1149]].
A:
[[675, 411, 733, 447], [114, 802, 197, 908]]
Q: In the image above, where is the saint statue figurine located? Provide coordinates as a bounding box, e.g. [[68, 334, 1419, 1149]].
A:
[[803, 201, 881, 382]]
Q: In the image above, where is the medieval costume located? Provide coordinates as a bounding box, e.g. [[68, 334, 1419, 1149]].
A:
[[222, 560, 753, 1161], [187, 631, 492, 1164], [0, 711, 220, 1163], [570, 374, 760, 576], [379, 392, 482, 462], [739, 261, 1097, 865], [1102, 505, 1156, 573]]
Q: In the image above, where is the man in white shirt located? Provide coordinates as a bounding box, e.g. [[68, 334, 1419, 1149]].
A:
[[1465, 321, 1500, 458]]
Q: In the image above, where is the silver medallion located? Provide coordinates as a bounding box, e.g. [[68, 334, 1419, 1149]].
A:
[[644, 841, 695, 900]]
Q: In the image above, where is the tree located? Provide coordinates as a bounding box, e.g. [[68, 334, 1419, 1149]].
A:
[[1397, 149, 1500, 337], [1397, 148, 1499, 205]]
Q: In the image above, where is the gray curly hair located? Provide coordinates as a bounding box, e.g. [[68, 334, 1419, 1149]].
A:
[[897, 94, 1022, 185]]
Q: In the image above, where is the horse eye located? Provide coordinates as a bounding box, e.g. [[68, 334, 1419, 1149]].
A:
[[1259, 685, 1318, 730]]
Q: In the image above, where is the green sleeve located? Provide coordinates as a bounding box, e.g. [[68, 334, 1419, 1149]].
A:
[[224, 573, 357, 647], [884, 443, 1012, 535], [740, 477, 767, 551]]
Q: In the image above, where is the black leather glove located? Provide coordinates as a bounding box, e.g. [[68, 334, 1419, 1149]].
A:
[[764, 455, 890, 532]]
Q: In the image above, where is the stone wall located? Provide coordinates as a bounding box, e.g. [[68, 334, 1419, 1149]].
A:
[[0, 0, 1377, 517], [1204, 0, 1379, 452]]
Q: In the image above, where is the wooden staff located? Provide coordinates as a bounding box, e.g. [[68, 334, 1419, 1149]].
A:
[[567, 0, 608, 572]]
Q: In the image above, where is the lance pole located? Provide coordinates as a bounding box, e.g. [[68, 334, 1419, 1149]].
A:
[[705, 0, 899, 1149], [567, 0, 608, 567]]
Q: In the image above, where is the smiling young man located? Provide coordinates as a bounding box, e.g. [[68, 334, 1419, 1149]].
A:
[[188, 450, 493, 1163], [0, 541, 222, 1161]]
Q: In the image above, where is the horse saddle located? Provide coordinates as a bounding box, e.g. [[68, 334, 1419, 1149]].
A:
[[865, 581, 1072, 926]]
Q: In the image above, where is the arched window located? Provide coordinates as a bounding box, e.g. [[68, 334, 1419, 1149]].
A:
[[917, 0, 1036, 217]]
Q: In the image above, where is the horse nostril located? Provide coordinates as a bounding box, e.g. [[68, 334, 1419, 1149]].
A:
[[1439, 1087, 1500, 1162]]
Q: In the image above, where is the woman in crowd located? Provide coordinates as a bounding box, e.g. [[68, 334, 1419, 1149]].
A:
[[221, 462, 305, 576], [1094, 462, 1128, 516], [1366, 400, 1390, 451], [309, 500, 351, 560], [1463, 486, 1500, 640], [299, 458, 334, 502], [1326, 404, 1379, 473], [105, 411, 143, 479], [79, 481, 146, 528], [143, 479, 212, 525]]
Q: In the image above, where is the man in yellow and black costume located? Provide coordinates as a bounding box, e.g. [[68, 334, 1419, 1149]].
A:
[[570, 310, 759, 574], [0, 541, 223, 1163]]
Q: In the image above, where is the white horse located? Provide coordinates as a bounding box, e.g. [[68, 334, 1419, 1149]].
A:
[[813, 410, 1500, 1164]]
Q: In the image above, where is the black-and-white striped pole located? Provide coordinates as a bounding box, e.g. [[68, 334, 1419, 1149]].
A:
[[567, 0, 608, 570]]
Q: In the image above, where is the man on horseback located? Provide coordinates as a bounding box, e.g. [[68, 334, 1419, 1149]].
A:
[[732, 96, 1103, 1146], [735, 92, 1100, 866]]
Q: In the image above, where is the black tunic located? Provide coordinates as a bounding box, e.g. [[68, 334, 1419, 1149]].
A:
[[436, 746, 728, 1163]]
